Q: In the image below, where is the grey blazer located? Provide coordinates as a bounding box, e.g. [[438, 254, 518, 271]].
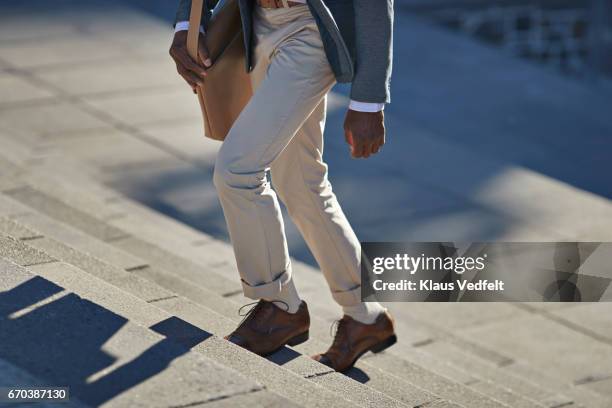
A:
[[175, 0, 393, 104]]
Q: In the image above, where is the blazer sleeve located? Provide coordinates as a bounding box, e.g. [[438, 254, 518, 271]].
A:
[[350, 0, 394, 104], [174, 0, 213, 29]]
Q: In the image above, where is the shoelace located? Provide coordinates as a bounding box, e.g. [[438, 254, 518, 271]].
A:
[[237, 300, 290, 327], [329, 318, 348, 348], [237, 301, 261, 325]]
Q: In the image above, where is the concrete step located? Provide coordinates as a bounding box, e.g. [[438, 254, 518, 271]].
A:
[[0, 204, 450, 408], [0, 357, 91, 408], [201, 390, 302, 408], [378, 342, 556, 408], [1, 183, 241, 297], [4, 154, 531, 408], [385, 308, 610, 408], [0, 168, 560, 408], [2, 153, 608, 408], [0, 195, 413, 408], [91, 216, 612, 407], [0, 227, 408, 408], [0, 194, 468, 407], [0, 237, 353, 408], [0, 195, 482, 407], [0, 254, 268, 408], [420, 340, 587, 408]]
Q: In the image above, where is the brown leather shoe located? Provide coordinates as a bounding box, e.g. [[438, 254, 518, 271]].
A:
[[224, 300, 310, 356], [312, 310, 396, 372]]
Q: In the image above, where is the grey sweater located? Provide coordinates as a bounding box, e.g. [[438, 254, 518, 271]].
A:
[[175, 0, 393, 104]]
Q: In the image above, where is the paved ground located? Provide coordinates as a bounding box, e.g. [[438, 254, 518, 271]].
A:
[[1, 1, 612, 407]]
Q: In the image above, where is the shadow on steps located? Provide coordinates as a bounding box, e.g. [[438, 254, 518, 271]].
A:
[[0, 276, 212, 407]]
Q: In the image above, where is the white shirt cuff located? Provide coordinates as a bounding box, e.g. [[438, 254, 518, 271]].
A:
[[348, 100, 385, 112], [174, 21, 204, 34]]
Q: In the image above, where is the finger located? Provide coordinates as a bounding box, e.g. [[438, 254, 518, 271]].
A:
[[350, 136, 360, 157], [344, 128, 355, 154], [352, 139, 367, 158], [177, 65, 203, 88], [360, 140, 372, 159], [344, 126, 352, 144], [362, 142, 371, 158], [177, 65, 200, 87], [198, 41, 212, 68], [176, 49, 207, 77], [371, 141, 381, 155], [371, 136, 384, 155]]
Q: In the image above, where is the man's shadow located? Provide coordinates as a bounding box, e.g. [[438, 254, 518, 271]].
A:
[[0, 275, 212, 407]]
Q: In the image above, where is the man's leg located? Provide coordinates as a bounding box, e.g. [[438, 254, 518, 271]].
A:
[[270, 97, 386, 324], [270, 95, 396, 371], [213, 6, 333, 311]]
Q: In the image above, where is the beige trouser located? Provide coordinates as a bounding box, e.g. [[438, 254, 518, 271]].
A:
[[213, 4, 362, 307]]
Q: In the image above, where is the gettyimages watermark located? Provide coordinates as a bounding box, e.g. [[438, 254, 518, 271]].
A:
[[361, 242, 612, 302]]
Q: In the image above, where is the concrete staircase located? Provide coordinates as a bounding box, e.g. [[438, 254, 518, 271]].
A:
[[2, 1, 612, 406], [1, 146, 611, 408]]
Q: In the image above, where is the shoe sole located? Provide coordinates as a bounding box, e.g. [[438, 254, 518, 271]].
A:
[[259, 330, 310, 357], [287, 330, 310, 346], [371, 334, 397, 353], [341, 334, 397, 372]]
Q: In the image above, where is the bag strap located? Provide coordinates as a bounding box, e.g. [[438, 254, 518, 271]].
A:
[[187, 0, 205, 61]]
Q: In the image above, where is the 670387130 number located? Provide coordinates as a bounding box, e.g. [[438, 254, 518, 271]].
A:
[[0, 387, 69, 402]]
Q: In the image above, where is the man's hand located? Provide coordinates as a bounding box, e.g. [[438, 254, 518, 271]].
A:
[[343, 109, 385, 158], [169, 31, 212, 93]]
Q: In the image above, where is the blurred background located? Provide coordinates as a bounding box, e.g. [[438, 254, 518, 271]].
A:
[[1, 0, 612, 407]]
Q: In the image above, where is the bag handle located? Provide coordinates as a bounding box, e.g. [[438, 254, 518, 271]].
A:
[[187, 0, 205, 62]]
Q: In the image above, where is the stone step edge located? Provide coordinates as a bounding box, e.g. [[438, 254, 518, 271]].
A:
[[0, 157, 596, 407], [0, 211, 504, 408], [0, 231, 409, 408], [0, 254, 270, 408], [0, 187, 556, 408], [0, 251, 355, 408], [0, 212, 464, 408]]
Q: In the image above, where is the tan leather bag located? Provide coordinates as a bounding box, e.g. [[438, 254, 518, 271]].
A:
[[187, 0, 252, 141]]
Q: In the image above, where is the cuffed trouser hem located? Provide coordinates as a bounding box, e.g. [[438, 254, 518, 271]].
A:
[[331, 284, 362, 307], [241, 269, 292, 300]]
